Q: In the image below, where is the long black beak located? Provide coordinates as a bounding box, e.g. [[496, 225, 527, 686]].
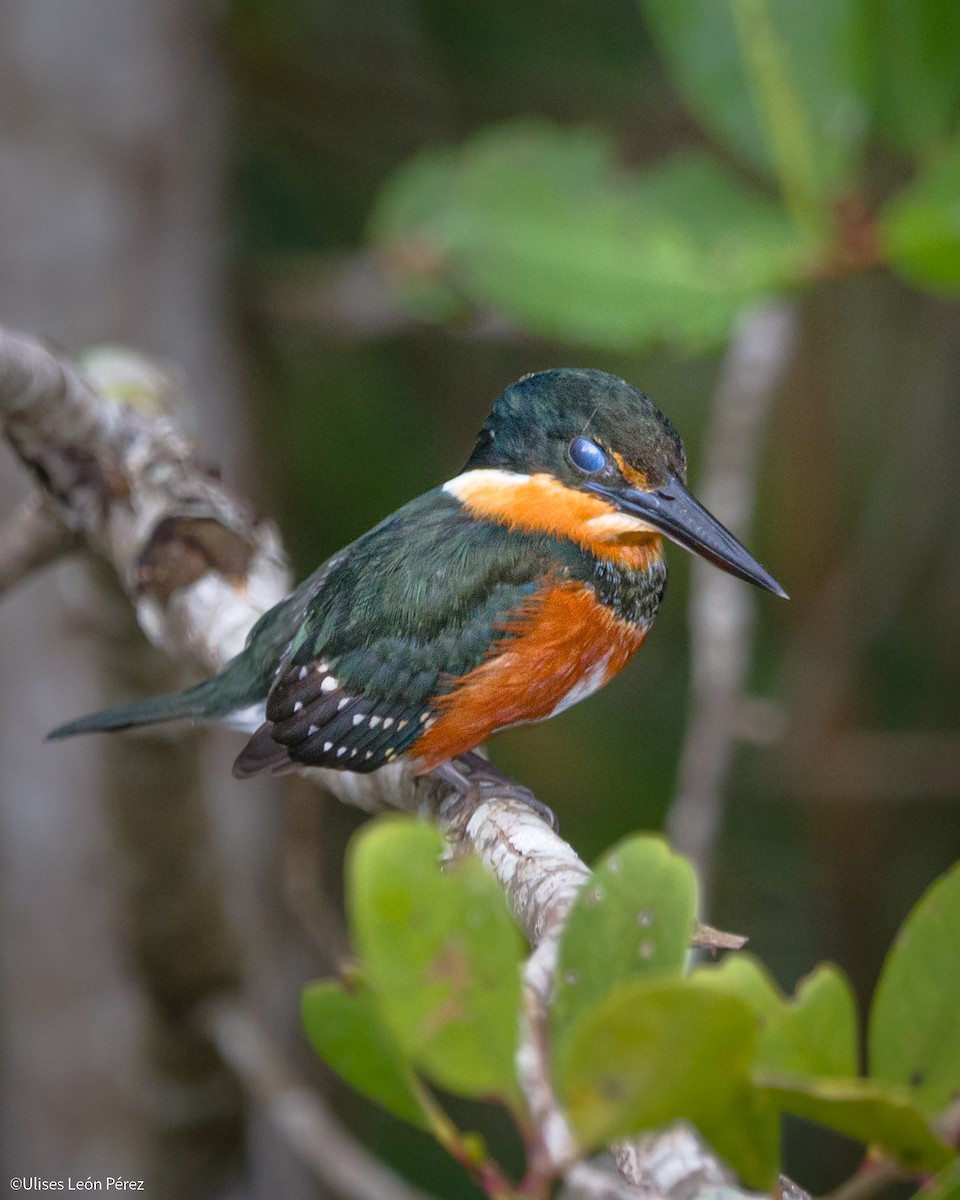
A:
[[585, 475, 788, 599]]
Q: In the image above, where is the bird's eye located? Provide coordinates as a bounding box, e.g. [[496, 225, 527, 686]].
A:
[[568, 436, 607, 474]]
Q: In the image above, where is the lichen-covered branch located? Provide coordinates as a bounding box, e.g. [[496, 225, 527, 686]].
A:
[[0, 323, 763, 1200]]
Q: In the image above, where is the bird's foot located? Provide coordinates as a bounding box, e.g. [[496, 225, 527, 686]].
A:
[[432, 753, 559, 833]]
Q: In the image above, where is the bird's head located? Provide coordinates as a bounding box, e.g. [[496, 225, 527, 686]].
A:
[[453, 367, 786, 597]]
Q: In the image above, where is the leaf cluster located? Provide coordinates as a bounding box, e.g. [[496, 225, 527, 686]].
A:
[[302, 817, 960, 1197], [367, 1, 960, 352]]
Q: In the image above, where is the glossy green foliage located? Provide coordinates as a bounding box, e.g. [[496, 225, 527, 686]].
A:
[[760, 1076, 953, 1173], [554, 979, 779, 1189], [552, 836, 697, 1035], [371, 123, 810, 353], [692, 955, 859, 1078], [302, 974, 434, 1130], [347, 818, 525, 1105], [301, 815, 960, 1193], [642, 0, 870, 201], [869, 861, 960, 1115], [880, 148, 960, 295], [693, 952, 953, 1171]]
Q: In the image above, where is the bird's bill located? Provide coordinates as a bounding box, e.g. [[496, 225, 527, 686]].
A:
[[585, 475, 788, 599]]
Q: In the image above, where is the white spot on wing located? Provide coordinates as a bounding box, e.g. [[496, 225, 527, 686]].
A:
[[321, 675, 338, 693]]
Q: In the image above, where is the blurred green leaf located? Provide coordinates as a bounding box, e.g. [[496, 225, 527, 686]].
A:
[[692, 956, 859, 1078], [869, 860, 960, 1114], [880, 148, 960, 294], [760, 1074, 954, 1173], [371, 123, 811, 352], [555, 979, 779, 1188], [641, 0, 870, 205], [690, 953, 782, 1017], [302, 975, 433, 1130], [552, 836, 697, 1037], [868, 1, 960, 153], [347, 817, 525, 1105], [762, 965, 859, 1078], [919, 1158, 960, 1200]]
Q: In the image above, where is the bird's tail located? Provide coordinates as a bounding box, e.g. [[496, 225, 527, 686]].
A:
[[47, 659, 260, 741]]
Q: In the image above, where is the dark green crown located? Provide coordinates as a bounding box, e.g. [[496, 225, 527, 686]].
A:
[[464, 368, 686, 489]]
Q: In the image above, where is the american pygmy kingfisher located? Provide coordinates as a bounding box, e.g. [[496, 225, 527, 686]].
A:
[[50, 369, 786, 806]]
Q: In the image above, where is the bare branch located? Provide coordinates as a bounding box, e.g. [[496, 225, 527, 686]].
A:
[[201, 997, 440, 1200], [667, 304, 797, 899], [0, 492, 76, 593]]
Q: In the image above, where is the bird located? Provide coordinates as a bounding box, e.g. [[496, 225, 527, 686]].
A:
[[49, 368, 786, 814]]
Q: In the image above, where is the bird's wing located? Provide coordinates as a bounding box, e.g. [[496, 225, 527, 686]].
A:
[[232, 491, 566, 777]]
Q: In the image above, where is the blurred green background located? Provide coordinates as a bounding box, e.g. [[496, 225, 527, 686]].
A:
[[225, 0, 960, 1190]]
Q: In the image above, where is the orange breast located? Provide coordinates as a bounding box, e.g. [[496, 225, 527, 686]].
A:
[[411, 581, 649, 772]]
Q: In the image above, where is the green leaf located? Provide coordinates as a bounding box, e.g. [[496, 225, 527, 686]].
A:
[[869, 860, 960, 1114], [301, 976, 433, 1130], [552, 836, 697, 1037], [880, 149, 960, 295], [555, 979, 779, 1189], [918, 1158, 960, 1200], [690, 953, 783, 1018], [371, 122, 811, 353], [347, 817, 525, 1105], [760, 1074, 954, 1174], [868, 1, 960, 153], [641, 0, 870, 203], [692, 956, 859, 1078], [764, 965, 859, 1078]]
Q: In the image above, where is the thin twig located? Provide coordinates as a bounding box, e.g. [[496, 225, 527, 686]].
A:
[[201, 996, 441, 1200], [820, 1158, 907, 1200], [667, 303, 797, 901], [0, 492, 76, 593]]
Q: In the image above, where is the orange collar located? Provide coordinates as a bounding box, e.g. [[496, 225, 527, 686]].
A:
[[443, 469, 664, 572]]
